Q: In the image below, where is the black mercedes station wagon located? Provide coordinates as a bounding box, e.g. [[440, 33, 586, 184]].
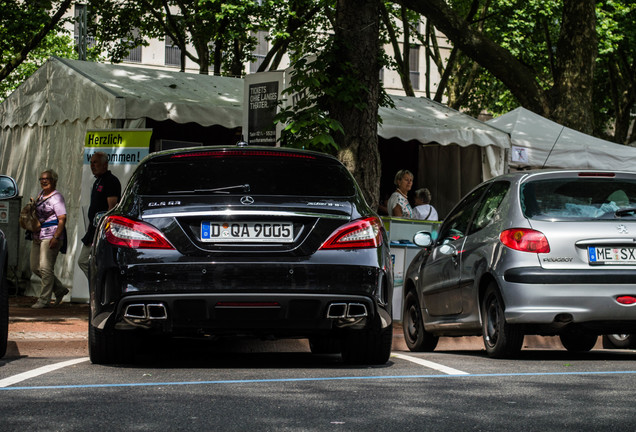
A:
[[88, 145, 393, 364]]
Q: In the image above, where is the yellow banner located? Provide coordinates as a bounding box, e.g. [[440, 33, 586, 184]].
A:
[[84, 130, 152, 148]]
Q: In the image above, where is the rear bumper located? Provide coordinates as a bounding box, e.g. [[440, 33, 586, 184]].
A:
[[504, 266, 636, 284], [499, 267, 636, 330], [92, 292, 391, 337]]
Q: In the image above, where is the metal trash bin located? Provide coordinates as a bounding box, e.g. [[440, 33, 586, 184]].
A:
[[0, 195, 22, 267]]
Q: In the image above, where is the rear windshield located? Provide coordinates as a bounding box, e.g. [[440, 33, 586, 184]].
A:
[[521, 177, 636, 220], [133, 151, 357, 197]]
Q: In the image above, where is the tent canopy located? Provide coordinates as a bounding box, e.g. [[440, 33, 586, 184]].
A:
[[379, 95, 510, 149], [0, 56, 244, 129], [487, 107, 636, 170]]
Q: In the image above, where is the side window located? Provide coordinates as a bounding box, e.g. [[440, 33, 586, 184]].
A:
[[469, 181, 510, 235], [437, 184, 489, 244]]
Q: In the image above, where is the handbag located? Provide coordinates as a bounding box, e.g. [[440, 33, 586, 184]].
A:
[[19, 201, 40, 232]]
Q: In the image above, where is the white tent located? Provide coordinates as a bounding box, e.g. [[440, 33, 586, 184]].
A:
[[487, 107, 636, 170], [378, 96, 511, 216], [379, 95, 510, 179], [0, 57, 244, 297]]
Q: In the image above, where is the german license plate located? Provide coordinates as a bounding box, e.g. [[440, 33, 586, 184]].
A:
[[201, 222, 293, 243], [588, 247, 636, 265]]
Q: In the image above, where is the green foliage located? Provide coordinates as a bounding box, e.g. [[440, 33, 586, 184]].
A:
[[275, 50, 344, 153], [441, 0, 635, 140], [0, 0, 76, 101], [593, 0, 635, 139], [441, 0, 563, 116], [86, 0, 261, 75], [275, 26, 394, 154]]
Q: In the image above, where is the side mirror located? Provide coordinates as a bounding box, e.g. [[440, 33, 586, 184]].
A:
[[0, 176, 18, 200], [412, 231, 433, 248]]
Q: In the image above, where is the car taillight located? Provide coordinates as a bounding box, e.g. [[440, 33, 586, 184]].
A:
[[319, 217, 383, 250], [500, 228, 550, 253], [104, 216, 174, 249], [616, 296, 636, 305]]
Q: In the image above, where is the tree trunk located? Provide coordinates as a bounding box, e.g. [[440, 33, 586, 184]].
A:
[[330, 0, 382, 209], [548, 0, 597, 133]]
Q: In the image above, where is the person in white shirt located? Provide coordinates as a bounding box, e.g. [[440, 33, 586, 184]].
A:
[[413, 188, 438, 221]]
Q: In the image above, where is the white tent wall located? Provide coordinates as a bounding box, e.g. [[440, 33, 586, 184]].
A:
[[488, 107, 636, 170], [0, 118, 141, 296]]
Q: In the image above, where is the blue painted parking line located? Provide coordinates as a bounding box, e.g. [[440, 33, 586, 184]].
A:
[[2, 369, 636, 392]]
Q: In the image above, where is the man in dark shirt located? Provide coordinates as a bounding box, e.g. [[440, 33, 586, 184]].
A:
[[78, 151, 121, 279]]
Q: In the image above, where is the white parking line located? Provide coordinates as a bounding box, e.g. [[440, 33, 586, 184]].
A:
[[392, 353, 469, 375], [0, 357, 90, 388]]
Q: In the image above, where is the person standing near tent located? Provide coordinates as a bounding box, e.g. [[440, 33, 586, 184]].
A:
[[78, 151, 121, 279], [413, 188, 439, 221], [30, 169, 69, 308], [387, 169, 414, 218]]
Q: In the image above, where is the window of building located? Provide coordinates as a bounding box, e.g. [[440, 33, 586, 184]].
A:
[[165, 35, 181, 67], [409, 46, 420, 90], [74, 4, 96, 59], [123, 29, 142, 63], [250, 30, 269, 73]]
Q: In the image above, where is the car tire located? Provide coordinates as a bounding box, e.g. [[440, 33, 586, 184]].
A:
[[341, 325, 393, 365], [559, 332, 597, 352], [481, 283, 523, 358], [603, 334, 636, 349], [403, 291, 438, 352], [89, 315, 134, 364], [309, 336, 342, 354], [0, 258, 8, 359]]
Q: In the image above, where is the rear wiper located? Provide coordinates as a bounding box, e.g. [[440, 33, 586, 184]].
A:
[[615, 207, 636, 217], [169, 184, 251, 194]]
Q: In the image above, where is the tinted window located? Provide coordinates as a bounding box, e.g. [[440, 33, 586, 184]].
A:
[[521, 177, 636, 220], [469, 181, 509, 234], [134, 151, 357, 197], [437, 183, 489, 243]]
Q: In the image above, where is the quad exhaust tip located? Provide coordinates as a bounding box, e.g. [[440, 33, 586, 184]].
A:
[[326, 302, 368, 319], [124, 303, 168, 320]]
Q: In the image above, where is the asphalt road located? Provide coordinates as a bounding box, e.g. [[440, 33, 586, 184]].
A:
[[1, 332, 636, 431]]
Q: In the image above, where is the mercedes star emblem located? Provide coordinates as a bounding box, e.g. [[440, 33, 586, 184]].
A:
[[240, 196, 254, 205]]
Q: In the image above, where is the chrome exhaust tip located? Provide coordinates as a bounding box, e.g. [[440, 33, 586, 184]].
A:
[[347, 303, 368, 318], [147, 303, 168, 320], [124, 304, 147, 320], [123, 303, 168, 320], [326, 302, 368, 319], [326, 303, 348, 318]]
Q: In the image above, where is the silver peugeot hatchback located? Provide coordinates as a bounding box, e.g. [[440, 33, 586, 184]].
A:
[[403, 170, 636, 358]]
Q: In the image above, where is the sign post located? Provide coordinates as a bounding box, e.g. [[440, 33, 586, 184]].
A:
[[243, 72, 284, 146]]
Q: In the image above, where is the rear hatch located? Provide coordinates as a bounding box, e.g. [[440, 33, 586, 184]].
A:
[[129, 147, 360, 257], [521, 173, 636, 270]]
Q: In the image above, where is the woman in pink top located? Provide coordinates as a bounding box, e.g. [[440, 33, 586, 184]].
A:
[[29, 169, 69, 308]]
